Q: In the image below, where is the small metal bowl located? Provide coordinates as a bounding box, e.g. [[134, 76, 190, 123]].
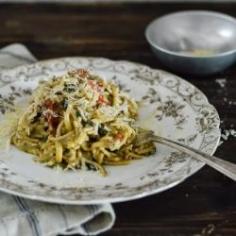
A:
[[145, 11, 236, 75]]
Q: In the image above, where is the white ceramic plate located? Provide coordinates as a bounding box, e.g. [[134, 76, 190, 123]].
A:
[[0, 57, 220, 204]]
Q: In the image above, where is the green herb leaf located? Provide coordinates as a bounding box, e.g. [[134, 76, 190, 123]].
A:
[[63, 83, 76, 93], [98, 124, 108, 136], [76, 111, 81, 117]]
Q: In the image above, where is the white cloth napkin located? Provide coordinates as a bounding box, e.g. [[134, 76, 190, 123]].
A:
[[0, 44, 115, 236]]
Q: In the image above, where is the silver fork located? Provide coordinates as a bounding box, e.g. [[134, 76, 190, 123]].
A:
[[136, 129, 236, 181]]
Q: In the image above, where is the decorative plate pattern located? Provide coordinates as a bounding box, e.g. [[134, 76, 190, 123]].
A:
[[0, 57, 220, 204]]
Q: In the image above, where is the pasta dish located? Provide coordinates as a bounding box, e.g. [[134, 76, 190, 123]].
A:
[[11, 69, 156, 176]]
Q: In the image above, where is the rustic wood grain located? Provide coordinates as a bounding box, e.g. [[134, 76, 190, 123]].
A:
[[0, 3, 236, 236]]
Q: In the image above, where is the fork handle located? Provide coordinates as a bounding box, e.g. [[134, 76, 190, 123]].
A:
[[153, 135, 236, 181]]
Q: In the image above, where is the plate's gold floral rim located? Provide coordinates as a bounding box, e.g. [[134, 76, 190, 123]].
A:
[[0, 57, 221, 204]]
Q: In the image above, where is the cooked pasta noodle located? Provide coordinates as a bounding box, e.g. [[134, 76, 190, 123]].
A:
[[11, 69, 156, 176]]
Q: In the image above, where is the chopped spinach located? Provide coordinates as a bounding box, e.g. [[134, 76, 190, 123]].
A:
[[55, 91, 63, 95], [76, 111, 81, 117], [81, 119, 87, 126], [31, 112, 42, 123], [63, 83, 76, 93], [62, 99, 68, 110], [81, 119, 94, 127], [89, 135, 99, 142], [85, 163, 96, 171], [98, 124, 108, 136]]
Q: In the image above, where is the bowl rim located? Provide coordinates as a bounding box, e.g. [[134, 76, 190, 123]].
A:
[[145, 10, 236, 59]]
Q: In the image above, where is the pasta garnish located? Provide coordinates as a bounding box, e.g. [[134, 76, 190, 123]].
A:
[[11, 69, 156, 176]]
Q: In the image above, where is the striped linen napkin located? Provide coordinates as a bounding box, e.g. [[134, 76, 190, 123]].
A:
[[0, 44, 115, 236]]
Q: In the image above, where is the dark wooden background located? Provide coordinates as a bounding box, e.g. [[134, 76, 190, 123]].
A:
[[0, 2, 236, 236]]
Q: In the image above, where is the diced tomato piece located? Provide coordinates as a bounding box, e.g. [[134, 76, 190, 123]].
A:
[[88, 80, 96, 89], [43, 99, 59, 131], [44, 99, 58, 111], [77, 69, 89, 78], [115, 132, 124, 141], [68, 69, 89, 78], [97, 95, 108, 105], [44, 99, 53, 109], [49, 116, 59, 130]]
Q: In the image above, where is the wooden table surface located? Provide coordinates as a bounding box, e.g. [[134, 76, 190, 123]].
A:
[[0, 2, 236, 236]]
